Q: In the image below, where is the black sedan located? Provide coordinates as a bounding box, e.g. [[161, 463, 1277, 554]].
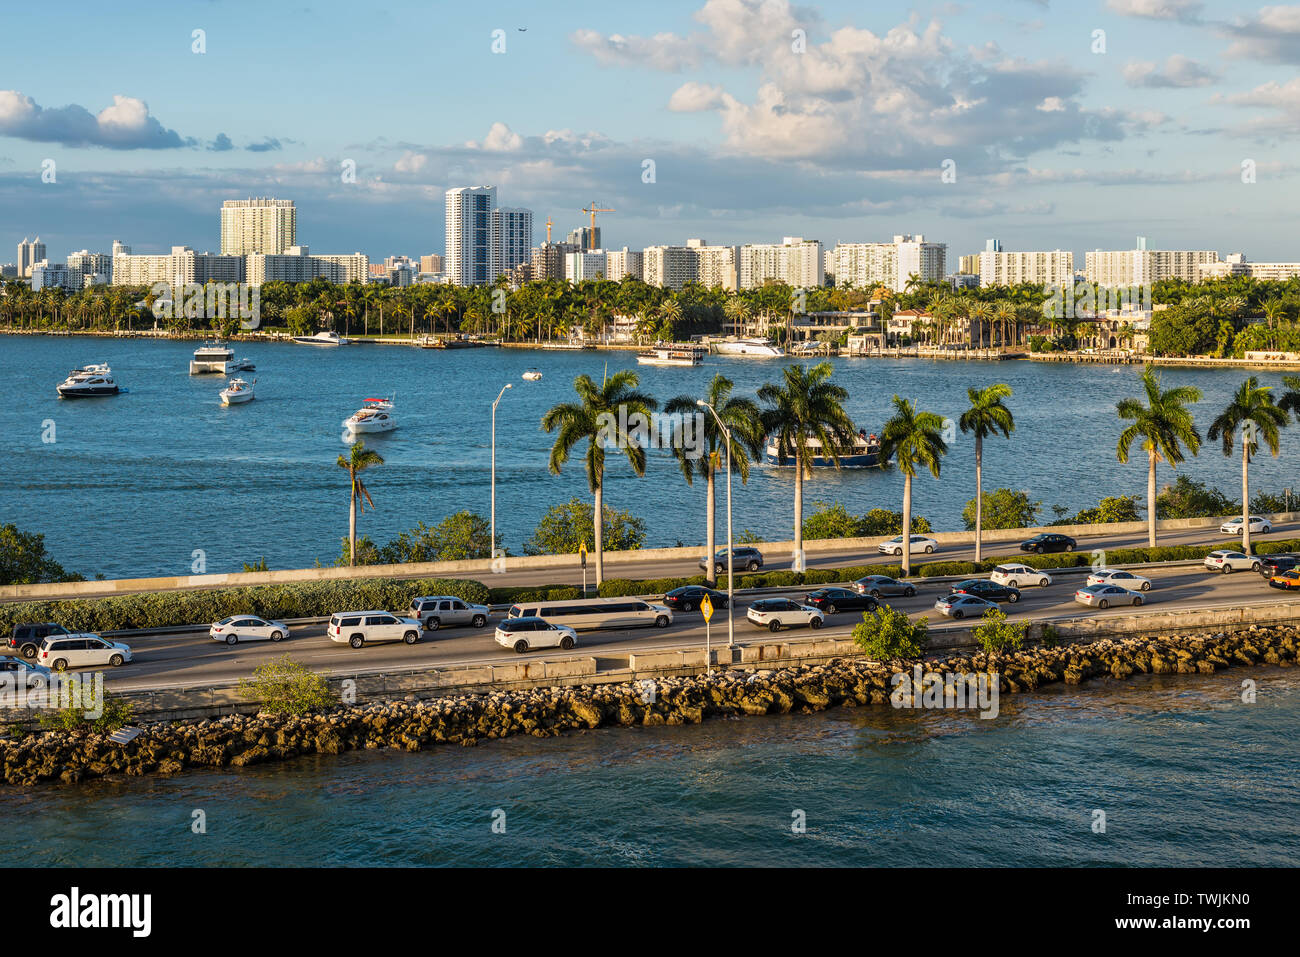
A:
[[662, 586, 729, 612], [949, 579, 1022, 603], [850, 574, 917, 599], [802, 588, 879, 615], [1019, 533, 1076, 554]]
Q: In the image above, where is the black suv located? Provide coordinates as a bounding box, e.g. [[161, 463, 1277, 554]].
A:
[[1259, 554, 1300, 578], [699, 547, 764, 574], [10, 622, 70, 660], [1019, 533, 1077, 554]]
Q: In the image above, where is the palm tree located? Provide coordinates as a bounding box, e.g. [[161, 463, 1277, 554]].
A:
[[337, 440, 384, 566], [879, 397, 948, 576], [665, 374, 765, 586], [1207, 377, 1289, 553], [958, 384, 1016, 563], [1278, 375, 1300, 419], [1116, 365, 1203, 548], [541, 370, 658, 586], [758, 362, 856, 566]]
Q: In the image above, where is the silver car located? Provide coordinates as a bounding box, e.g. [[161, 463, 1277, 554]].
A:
[[851, 574, 917, 598], [1074, 584, 1144, 609], [408, 595, 491, 631], [933, 593, 999, 619]]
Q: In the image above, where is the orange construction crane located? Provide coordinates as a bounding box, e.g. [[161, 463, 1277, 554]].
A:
[[581, 202, 614, 233], [545, 217, 553, 243]]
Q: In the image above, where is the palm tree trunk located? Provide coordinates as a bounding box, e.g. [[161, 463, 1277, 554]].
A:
[[349, 481, 358, 566], [1242, 443, 1251, 555], [593, 481, 604, 589], [705, 466, 717, 588], [793, 450, 804, 569], [1147, 449, 1158, 549], [974, 434, 984, 564], [902, 475, 913, 577]]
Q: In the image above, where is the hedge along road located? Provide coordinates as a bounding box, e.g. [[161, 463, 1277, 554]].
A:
[[94, 560, 1298, 694]]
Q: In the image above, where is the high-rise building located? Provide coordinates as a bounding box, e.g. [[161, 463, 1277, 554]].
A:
[[1085, 240, 1218, 286], [565, 250, 608, 282], [978, 246, 1074, 288], [830, 235, 945, 293], [530, 242, 579, 281], [642, 240, 737, 291], [958, 254, 980, 276], [220, 198, 297, 255], [419, 254, 445, 275], [567, 226, 601, 252], [17, 238, 46, 278], [1198, 254, 1300, 282], [494, 207, 534, 274], [31, 261, 76, 291], [111, 246, 245, 287], [245, 246, 369, 284], [605, 247, 644, 282], [66, 250, 113, 287], [445, 186, 497, 286], [738, 237, 824, 289]]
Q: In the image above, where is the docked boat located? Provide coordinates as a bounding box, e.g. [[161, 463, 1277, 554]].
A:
[[219, 378, 255, 405], [521, 369, 543, 381], [57, 364, 119, 398], [765, 430, 886, 468], [190, 341, 253, 374], [712, 336, 786, 358], [343, 397, 396, 433], [293, 330, 348, 346], [636, 347, 703, 367]]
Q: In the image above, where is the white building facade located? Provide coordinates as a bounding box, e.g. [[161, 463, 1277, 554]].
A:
[[220, 198, 297, 255]]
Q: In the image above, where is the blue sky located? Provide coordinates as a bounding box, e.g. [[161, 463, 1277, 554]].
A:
[[3, 0, 1300, 263]]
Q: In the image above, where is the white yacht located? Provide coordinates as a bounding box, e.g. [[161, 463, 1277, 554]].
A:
[[636, 347, 703, 367], [712, 336, 786, 357], [219, 378, 256, 406], [343, 397, 396, 433], [293, 330, 348, 346], [57, 364, 119, 398], [190, 341, 254, 375], [521, 369, 543, 381]]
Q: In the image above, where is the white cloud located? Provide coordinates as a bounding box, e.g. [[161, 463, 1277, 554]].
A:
[[668, 81, 728, 112], [1122, 55, 1218, 88], [0, 91, 191, 149], [1221, 5, 1300, 62], [1105, 0, 1203, 22]]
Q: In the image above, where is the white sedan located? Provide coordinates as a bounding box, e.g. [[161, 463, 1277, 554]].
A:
[[989, 563, 1052, 588], [1220, 515, 1272, 534], [1085, 569, 1152, 591], [210, 615, 290, 644], [747, 598, 824, 632], [877, 534, 938, 556], [1204, 550, 1261, 574]]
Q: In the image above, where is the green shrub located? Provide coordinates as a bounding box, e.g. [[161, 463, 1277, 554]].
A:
[[972, 608, 1027, 655], [489, 584, 584, 604], [237, 655, 333, 716], [37, 689, 136, 734], [0, 576, 491, 635], [852, 606, 928, 661]]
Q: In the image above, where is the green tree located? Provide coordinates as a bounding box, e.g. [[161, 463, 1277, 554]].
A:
[[1155, 475, 1237, 519], [879, 396, 948, 575], [759, 362, 856, 565], [1116, 365, 1202, 547], [1278, 375, 1300, 419], [0, 524, 82, 585], [852, 605, 928, 661], [337, 440, 383, 567], [1206, 376, 1289, 553], [541, 371, 657, 584], [961, 488, 1040, 531], [665, 374, 765, 586], [523, 498, 647, 556], [1063, 495, 1144, 525], [858, 508, 932, 536], [972, 608, 1027, 655], [958, 383, 1016, 559], [802, 501, 862, 540], [380, 511, 494, 563], [237, 655, 334, 716]]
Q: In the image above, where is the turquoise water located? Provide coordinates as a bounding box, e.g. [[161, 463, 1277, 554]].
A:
[[2, 668, 1295, 867], [4, 334, 1297, 579]]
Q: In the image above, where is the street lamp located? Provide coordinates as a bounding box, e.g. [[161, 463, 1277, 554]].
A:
[[491, 383, 512, 562], [697, 399, 735, 649]]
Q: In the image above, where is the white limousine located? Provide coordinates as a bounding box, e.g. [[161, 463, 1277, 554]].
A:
[[507, 597, 674, 630]]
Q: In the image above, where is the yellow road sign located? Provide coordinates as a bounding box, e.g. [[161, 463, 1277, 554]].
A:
[[700, 594, 714, 622], [579, 541, 588, 566]]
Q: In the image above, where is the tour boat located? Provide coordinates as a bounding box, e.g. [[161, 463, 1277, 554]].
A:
[[636, 347, 703, 367], [57, 364, 119, 398], [765, 430, 886, 468], [521, 369, 543, 381], [190, 341, 236, 374], [293, 330, 348, 346], [219, 378, 256, 405], [343, 397, 396, 433], [712, 336, 786, 358]]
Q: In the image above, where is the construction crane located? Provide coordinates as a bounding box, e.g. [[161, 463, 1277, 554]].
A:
[[581, 202, 614, 234], [545, 217, 553, 243]]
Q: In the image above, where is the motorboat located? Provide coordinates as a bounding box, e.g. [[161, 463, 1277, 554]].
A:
[[343, 397, 396, 433], [293, 330, 348, 346], [190, 341, 255, 374], [521, 369, 543, 381], [765, 430, 886, 468], [712, 336, 786, 357], [636, 347, 703, 367], [57, 364, 119, 398], [219, 378, 256, 405]]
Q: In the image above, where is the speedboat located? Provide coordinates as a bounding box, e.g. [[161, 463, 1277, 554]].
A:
[[57, 364, 119, 398], [343, 397, 396, 433], [190, 341, 238, 374], [712, 336, 785, 357], [293, 330, 348, 346], [521, 369, 543, 381], [219, 378, 255, 405], [765, 430, 886, 468], [636, 347, 702, 367]]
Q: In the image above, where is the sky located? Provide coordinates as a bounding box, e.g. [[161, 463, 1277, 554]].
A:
[[3, 0, 1300, 264]]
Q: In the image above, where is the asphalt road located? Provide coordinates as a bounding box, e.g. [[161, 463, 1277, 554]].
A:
[[94, 556, 1298, 693]]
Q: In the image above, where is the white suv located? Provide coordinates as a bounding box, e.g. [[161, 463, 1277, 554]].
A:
[[407, 596, 490, 631], [1204, 550, 1260, 574], [989, 563, 1052, 588], [328, 611, 422, 648]]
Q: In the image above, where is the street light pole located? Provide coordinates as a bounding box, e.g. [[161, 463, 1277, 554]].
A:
[[491, 383, 512, 561], [698, 400, 735, 649]]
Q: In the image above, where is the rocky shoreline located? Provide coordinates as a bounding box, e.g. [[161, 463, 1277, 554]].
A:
[[3, 626, 1296, 787]]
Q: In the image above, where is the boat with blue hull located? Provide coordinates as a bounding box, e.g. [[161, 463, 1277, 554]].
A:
[[765, 431, 886, 468]]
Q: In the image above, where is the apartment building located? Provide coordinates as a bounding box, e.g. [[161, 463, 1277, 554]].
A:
[[830, 235, 946, 293], [738, 237, 823, 289], [220, 198, 297, 255], [1085, 238, 1218, 286]]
